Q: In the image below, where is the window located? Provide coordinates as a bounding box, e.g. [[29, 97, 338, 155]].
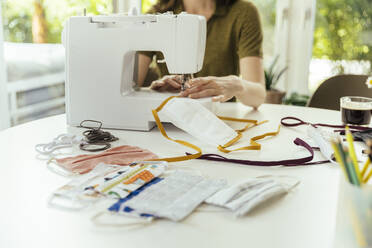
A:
[[309, 0, 372, 92], [1, 0, 112, 126]]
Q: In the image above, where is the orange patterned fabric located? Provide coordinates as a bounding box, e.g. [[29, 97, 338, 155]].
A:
[[123, 170, 155, 185]]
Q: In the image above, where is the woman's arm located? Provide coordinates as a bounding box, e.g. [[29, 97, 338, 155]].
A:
[[180, 56, 266, 108], [137, 53, 183, 91], [236, 56, 266, 108], [137, 54, 152, 87]]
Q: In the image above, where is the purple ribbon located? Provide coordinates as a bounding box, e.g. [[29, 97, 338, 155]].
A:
[[281, 116, 372, 131], [187, 138, 329, 166]]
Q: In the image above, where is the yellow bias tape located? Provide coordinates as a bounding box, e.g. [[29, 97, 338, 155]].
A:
[[150, 96, 202, 162]]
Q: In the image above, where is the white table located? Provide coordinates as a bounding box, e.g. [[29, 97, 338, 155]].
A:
[[0, 103, 343, 248]]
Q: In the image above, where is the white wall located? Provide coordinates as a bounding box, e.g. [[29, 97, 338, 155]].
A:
[[0, 3, 10, 130]]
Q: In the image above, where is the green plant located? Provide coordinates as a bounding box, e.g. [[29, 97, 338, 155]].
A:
[[313, 0, 372, 62], [283, 93, 310, 106], [2, 0, 33, 42], [265, 56, 288, 91]]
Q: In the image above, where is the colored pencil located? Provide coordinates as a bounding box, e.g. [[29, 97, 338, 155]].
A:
[[363, 167, 372, 184], [337, 142, 355, 184], [331, 142, 349, 181], [361, 158, 370, 177], [345, 127, 362, 182], [345, 155, 360, 186]]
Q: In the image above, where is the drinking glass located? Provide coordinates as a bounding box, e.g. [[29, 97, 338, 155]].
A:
[[340, 96, 372, 126]]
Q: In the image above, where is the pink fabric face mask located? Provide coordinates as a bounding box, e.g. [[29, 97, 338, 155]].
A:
[[50, 145, 158, 175]]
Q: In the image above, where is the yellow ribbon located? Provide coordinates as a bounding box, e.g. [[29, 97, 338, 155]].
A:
[[150, 96, 202, 162], [218, 125, 281, 153]]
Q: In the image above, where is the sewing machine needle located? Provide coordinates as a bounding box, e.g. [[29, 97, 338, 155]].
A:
[[180, 75, 186, 92], [181, 74, 193, 92]]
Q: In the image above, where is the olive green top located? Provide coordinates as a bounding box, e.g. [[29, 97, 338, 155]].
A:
[[140, 0, 263, 79]]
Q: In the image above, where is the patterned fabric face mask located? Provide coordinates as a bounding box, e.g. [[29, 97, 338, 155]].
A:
[[48, 161, 167, 211], [48, 145, 158, 175]]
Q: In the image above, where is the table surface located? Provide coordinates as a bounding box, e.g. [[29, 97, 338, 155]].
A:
[[0, 103, 346, 248]]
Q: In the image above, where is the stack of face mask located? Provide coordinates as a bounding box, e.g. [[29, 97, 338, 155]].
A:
[[206, 177, 299, 217], [102, 170, 226, 222], [48, 161, 167, 210]]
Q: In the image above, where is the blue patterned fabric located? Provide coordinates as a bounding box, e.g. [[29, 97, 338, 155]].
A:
[[108, 177, 163, 217]]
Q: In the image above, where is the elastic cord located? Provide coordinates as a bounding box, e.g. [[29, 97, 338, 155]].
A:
[[35, 134, 83, 155], [79, 120, 118, 152], [79, 142, 111, 152], [35, 143, 73, 155], [187, 138, 330, 167], [281, 116, 372, 131]]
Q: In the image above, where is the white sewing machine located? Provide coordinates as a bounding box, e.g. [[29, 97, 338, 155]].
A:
[[63, 12, 211, 131]]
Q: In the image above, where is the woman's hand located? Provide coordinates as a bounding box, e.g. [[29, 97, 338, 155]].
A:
[[150, 75, 183, 92], [180, 75, 243, 102]]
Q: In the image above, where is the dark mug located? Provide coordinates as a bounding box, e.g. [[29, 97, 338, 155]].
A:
[[340, 96, 372, 126]]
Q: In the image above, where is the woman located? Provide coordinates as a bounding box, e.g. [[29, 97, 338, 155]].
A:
[[137, 0, 266, 108]]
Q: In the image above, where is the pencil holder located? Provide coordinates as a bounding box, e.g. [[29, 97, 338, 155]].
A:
[[333, 175, 372, 248]]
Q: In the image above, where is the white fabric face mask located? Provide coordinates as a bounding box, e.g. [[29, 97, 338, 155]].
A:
[[206, 176, 299, 217], [206, 178, 273, 206], [123, 170, 226, 221], [160, 97, 238, 146]]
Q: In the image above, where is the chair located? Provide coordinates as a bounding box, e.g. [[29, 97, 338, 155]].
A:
[[307, 74, 371, 110]]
